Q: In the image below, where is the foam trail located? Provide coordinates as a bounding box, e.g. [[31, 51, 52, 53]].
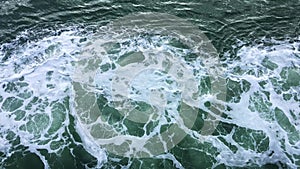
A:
[[72, 12, 226, 160], [0, 27, 107, 168], [214, 38, 300, 168]]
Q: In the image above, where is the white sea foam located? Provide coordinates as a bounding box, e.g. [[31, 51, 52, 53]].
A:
[[0, 28, 108, 168], [71, 12, 226, 161], [213, 39, 300, 168], [0, 17, 299, 168]]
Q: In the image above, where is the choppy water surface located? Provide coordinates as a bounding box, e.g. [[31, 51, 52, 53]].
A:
[[0, 0, 300, 169]]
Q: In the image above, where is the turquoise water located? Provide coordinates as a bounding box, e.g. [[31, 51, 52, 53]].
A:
[[0, 0, 300, 168]]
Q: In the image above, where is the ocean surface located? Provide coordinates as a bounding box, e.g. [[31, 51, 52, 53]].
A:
[[0, 0, 300, 168]]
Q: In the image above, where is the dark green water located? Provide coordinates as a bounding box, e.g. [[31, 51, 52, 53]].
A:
[[0, 0, 299, 169]]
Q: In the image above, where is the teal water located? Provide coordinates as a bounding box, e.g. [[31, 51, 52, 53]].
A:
[[0, 0, 300, 169]]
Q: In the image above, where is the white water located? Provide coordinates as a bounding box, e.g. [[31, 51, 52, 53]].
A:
[[0, 20, 299, 168], [213, 38, 300, 168]]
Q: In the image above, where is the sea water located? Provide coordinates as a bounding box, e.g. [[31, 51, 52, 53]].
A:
[[0, 0, 299, 168]]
